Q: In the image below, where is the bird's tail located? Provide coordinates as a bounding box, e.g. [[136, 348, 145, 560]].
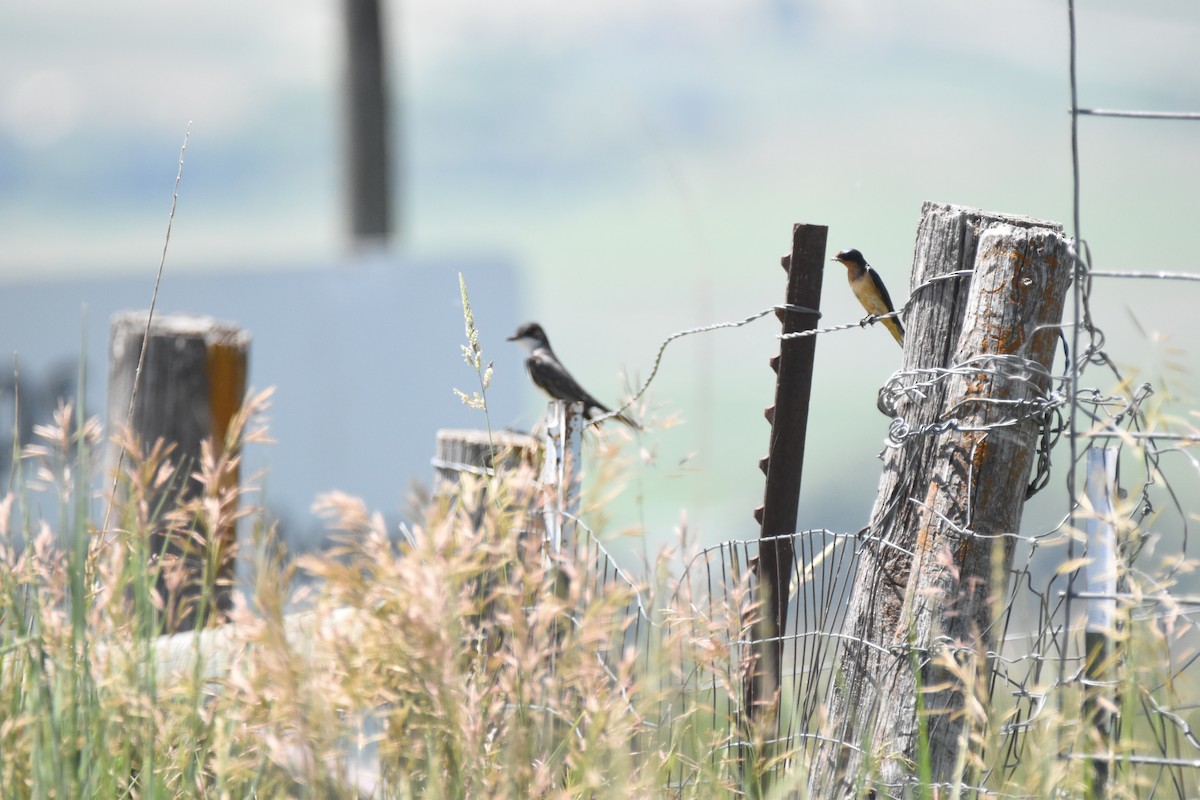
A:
[[612, 410, 641, 431], [884, 316, 905, 346], [587, 404, 641, 431]]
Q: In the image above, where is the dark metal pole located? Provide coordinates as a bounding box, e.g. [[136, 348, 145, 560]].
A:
[[343, 0, 393, 245], [747, 223, 826, 738]]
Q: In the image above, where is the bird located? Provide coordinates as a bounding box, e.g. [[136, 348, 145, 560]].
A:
[[507, 321, 640, 429], [830, 248, 905, 346]]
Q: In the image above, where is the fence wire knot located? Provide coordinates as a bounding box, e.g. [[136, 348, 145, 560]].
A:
[[877, 354, 1067, 449]]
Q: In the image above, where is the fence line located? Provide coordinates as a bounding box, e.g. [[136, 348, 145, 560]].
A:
[[550, 4, 1200, 793]]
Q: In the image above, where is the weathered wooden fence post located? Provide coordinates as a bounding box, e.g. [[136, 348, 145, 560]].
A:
[[107, 312, 250, 633], [433, 426, 541, 535], [808, 203, 1071, 795], [432, 428, 540, 496]]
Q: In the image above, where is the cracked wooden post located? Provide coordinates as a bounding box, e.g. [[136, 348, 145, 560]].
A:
[[108, 312, 250, 633], [808, 203, 1071, 796]]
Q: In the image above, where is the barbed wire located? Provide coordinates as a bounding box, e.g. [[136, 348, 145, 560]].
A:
[[597, 263, 984, 429], [595, 305, 791, 425], [603, 269, 980, 425]]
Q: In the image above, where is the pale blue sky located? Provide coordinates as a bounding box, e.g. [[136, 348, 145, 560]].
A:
[[2, 0, 1198, 546]]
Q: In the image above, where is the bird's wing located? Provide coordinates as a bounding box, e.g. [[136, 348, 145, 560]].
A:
[[866, 268, 897, 314], [526, 351, 611, 415], [868, 268, 905, 345]]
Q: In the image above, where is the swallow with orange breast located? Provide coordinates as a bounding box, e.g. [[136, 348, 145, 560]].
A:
[[830, 248, 904, 346]]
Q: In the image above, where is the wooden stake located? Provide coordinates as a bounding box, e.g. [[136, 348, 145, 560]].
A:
[[107, 312, 249, 632], [809, 203, 1071, 795]]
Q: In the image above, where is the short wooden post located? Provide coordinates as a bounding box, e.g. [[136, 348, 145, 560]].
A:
[[432, 428, 540, 495], [107, 312, 250, 633], [433, 426, 542, 644], [433, 427, 540, 532], [809, 203, 1071, 795]]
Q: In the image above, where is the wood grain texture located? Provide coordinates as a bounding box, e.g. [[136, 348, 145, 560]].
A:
[[808, 203, 1070, 796]]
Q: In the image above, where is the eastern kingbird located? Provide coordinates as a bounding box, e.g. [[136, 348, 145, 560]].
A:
[[831, 248, 905, 346], [507, 321, 640, 429]]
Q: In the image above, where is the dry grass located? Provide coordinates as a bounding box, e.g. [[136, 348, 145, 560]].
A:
[[0, 392, 780, 799], [3, 388, 1197, 798]]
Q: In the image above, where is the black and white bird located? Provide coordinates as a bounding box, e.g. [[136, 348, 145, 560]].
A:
[[507, 321, 639, 429]]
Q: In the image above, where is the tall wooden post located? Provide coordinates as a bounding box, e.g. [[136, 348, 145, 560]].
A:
[[808, 203, 1071, 795], [107, 312, 250, 632], [746, 224, 825, 765]]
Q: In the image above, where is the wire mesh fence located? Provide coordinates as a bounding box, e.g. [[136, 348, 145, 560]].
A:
[[564, 0, 1200, 787], [570, 432, 1200, 796]]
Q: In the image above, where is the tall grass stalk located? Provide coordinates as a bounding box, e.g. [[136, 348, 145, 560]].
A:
[[453, 274, 495, 455]]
